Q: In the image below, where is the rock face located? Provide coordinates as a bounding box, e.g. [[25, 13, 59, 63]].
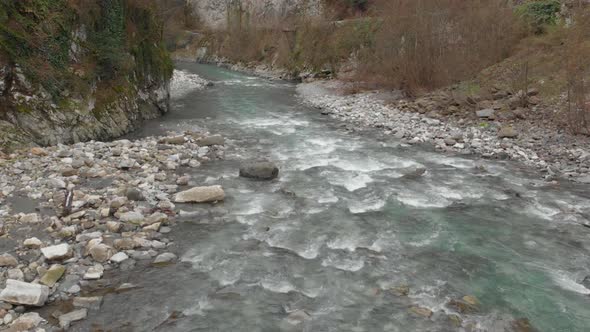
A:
[[174, 186, 225, 203], [191, 0, 323, 29], [239, 161, 279, 180], [0, 280, 50, 306], [0, 1, 172, 151]]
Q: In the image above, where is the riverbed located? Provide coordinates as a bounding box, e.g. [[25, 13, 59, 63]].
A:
[[75, 63, 590, 331]]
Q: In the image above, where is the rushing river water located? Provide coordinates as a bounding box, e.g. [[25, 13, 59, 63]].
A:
[[76, 63, 590, 331]]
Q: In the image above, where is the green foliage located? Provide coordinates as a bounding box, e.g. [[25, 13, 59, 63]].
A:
[[516, 0, 561, 34], [0, 0, 172, 107]]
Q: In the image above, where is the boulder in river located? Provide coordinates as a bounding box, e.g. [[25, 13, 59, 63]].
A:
[[0, 280, 49, 306], [239, 161, 279, 180], [174, 185, 225, 203]]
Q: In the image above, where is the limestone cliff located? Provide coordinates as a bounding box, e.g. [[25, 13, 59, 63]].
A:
[[0, 0, 173, 150], [191, 0, 323, 29]]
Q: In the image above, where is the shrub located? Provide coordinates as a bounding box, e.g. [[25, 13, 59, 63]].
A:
[[516, 0, 561, 34]]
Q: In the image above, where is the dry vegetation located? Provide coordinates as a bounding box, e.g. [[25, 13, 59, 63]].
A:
[[185, 0, 590, 134]]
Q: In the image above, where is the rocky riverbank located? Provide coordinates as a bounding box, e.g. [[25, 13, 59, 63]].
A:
[[0, 131, 226, 330], [297, 80, 590, 184]]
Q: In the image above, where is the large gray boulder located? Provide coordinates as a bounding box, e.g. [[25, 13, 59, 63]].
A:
[[0, 279, 49, 306], [239, 161, 279, 180], [174, 185, 225, 203]]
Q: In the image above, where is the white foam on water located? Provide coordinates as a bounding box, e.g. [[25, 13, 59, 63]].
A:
[[524, 201, 561, 220], [182, 297, 213, 316], [328, 172, 374, 192], [550, 270, 590, 295], [332, 157, 390, 172], [321, 257, 365, 272], [170, 69, 208, 98], [396, 191, 451, 208], [317, 191, 340, 204], [327, 236, 362, 252], [265, 233, 326, 260], [260, 279, 297, 294], [348, 197, 387, 214]]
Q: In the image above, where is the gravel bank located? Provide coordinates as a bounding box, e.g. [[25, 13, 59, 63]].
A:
[[0, 132, 226, 330], [297, 80, 590, 184]]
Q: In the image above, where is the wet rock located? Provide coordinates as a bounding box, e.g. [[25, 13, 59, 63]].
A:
[[73, 296, 103, 310], [510, 318, 536, 332], [153, 252, 177, 264], [7, 268, 24, 281], [444, 138, 457, 146], [41, 243, 72, 260], [176, 175, 190, 186], [40, 264, 66, 287], [196, 134, 224, 146], [239, 161, 279, 180], [174, 185, 225, 203], [409, 306, 433, 318], [59, 308, 87, 329], [20, 213, 39, 223], [390, 285, 410, 296], [0, 280, 49, 306], [448, 295, 480, 313], [0, 253, 18, 267], [23, 237, 42, 249], [580, 276, 590, 289], [88, 244, 114, 263], [109, 252, 129, 263], [119, 211, 144, 224], [125, 188, 145, 201], [498, 126, 518, 139], [8, 312, 45, 331], [146, 212, 168, 225], [83, 264, 104, 280], [114, 238, 137, 250], [447, 314, 462, 327]]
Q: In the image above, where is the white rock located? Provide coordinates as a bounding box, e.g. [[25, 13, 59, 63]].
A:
[[20, 213, 39, 223], [0, 280, 49, 306], [23, 237, 43, 248], [41, 243, 71, 260], [109, 252, 129, 263], [174, 185, 225, 203], [153, 252, 177, 264], [59, 308, 88, 329], [83, 264, 104, 280], [8, 312, 45, 330], [119, 211, 144, 223]]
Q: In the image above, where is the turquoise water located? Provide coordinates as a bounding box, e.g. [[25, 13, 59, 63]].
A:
[[79, 63, 590, 332]]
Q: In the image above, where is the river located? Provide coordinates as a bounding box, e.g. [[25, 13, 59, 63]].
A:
[[75, 62, 590, 331]]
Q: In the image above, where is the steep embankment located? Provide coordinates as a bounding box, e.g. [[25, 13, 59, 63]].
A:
[[0, 0, 173, 151]]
